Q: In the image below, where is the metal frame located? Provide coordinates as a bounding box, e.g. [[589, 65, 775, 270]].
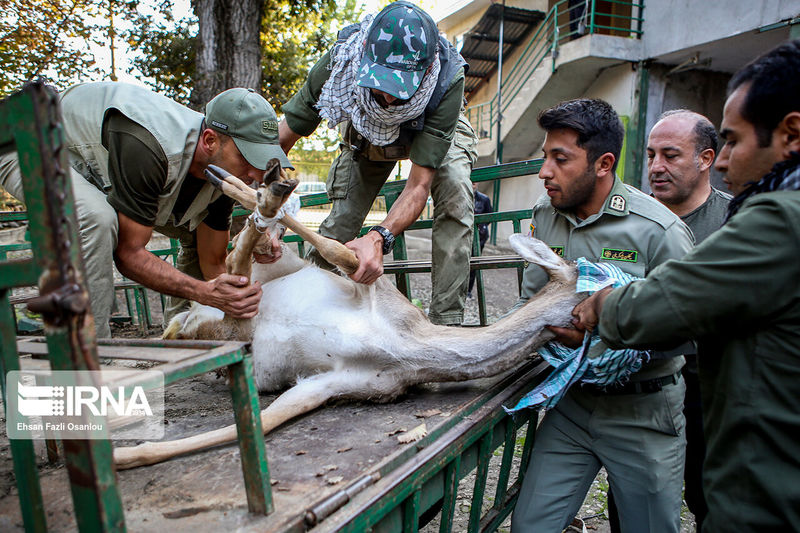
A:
[[0, 81, 272, 532]]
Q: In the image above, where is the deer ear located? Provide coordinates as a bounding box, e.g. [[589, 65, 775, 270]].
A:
[[263, 158, 283, 185], [509, 234, 573, 284]]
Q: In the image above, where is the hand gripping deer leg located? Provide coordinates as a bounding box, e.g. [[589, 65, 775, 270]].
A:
[[205, 163, 360, 274]]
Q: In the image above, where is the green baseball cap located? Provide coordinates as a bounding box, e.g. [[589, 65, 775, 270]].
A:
[[205, 87, 293, 170], [357, 1, 438, 100]]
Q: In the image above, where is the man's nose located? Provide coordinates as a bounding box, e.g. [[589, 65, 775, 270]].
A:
[[539, 160, 554, 179], [650, 154, 668, 173], [382, 93, 397, 104]]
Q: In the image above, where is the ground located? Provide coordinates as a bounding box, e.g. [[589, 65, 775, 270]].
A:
[[0, 228, 696, 532]]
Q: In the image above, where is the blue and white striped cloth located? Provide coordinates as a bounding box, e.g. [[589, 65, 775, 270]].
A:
[[505, 258, 650, 412]]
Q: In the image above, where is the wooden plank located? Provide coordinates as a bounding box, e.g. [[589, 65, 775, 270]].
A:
[[16, 339, 209, 363]]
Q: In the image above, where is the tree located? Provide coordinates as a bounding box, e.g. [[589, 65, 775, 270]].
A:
[[0, 0, 102, 95], [126, 0, 360, 109], [192, 0, 264, 107]]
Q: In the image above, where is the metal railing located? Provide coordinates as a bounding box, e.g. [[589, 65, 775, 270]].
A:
[[466, 0, 645, 141]]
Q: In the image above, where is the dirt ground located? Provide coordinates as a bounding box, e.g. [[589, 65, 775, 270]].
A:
[[1, 231, 696, 532]]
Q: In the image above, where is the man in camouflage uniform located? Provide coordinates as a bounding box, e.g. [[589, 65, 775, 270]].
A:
[[279, 1, 478, 325]]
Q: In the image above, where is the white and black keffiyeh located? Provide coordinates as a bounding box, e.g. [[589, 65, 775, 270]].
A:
[[316, 15, 440, 146]]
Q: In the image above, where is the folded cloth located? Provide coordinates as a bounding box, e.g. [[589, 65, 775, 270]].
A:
[[505, 258, 650, 412]]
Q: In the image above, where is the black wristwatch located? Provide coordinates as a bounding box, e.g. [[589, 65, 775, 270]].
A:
[[369, 225, 395, 255]]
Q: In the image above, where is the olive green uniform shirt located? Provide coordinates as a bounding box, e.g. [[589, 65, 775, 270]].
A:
[[599, 191, 800, 530], [282, 50, 466, 169], [517, 177, 695, 380]]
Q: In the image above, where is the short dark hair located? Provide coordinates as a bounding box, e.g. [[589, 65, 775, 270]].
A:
[[658, 109, 718, 155], [728, 39, 800, 147], [538, 98, 624, 171]]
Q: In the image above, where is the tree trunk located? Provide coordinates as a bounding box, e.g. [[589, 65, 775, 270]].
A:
[[191, 0, 264, 110]]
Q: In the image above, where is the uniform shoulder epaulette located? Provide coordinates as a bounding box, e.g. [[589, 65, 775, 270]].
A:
[[624, 184, 681, 230]]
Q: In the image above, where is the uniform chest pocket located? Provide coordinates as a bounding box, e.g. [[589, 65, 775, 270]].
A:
[[597, 257, 646, 279]]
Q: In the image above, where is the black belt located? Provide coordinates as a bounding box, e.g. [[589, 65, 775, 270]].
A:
[[583, 371, 681, 396]]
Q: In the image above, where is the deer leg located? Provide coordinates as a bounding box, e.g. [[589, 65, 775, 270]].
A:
[[113, 371, 406, 469]]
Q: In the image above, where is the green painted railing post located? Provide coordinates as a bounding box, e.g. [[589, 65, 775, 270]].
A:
[[623, 61, 650, 189], [0, 290, 48, 533], [589, 0, 597, 34]]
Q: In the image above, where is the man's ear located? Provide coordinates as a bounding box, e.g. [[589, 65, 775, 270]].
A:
[[778, 111, 800, 157], [594, 152, 616, 178], [197, 128, 220, 158], [698, 148, 716, 172]]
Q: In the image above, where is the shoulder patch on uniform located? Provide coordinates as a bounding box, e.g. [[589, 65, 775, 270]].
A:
[[609, 194, 626, 212], [601, 248, 638, 262], [550, 245, 564, 257]]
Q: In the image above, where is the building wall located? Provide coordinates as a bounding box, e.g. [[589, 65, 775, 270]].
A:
[[642, 0, 798, 60], [640, 65, 732, 191], [440, 0, 797, 241]]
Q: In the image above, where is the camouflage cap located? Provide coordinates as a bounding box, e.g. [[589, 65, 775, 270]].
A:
[[205, 87, 293, 170], [357, 1, 438, 100]]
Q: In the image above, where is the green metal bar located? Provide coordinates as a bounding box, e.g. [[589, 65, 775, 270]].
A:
[[637, 0, 645, 35], [519, 415, 538, 476], [228, 351, 273, 515], [490, 179, 501, 245], [3, 81, 128, 533], [467, 431, 493, 532], [589, 0, 597, 33], [438, 456, 461, 533], [124, 288, 135, 321], [493, 417, 516, 512], [623, 61, 650, 188], [402, 489, 421, 533], [334, 361, 549, 532], [0, 289, 48, 533], [0, 211, 29, 222], [0, 259, 39, 286], [471, 159, 543, 182]]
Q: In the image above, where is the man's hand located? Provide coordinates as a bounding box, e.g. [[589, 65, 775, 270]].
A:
[[204, 274, 263, 318], [546, 324, 586, 349], [253, 233, 282, 264], [572, 286, 613, 333], [345, 231, 384, 284]]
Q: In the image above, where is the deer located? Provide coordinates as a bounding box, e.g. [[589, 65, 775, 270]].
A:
[[112, 166, 583, 470]]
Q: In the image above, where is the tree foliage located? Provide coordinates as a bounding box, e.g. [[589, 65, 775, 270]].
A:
[[126, 2, 196, 104], [0, 0, 99, 95], [126, 0, 362, 109]]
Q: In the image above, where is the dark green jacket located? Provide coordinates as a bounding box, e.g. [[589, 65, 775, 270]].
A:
[[599, 191, 800, 529]]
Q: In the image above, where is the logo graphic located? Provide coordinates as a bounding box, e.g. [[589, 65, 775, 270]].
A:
[[210, 120, 229, 131], [17, 382, 65, 416], [7, 370, 164, 441]]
